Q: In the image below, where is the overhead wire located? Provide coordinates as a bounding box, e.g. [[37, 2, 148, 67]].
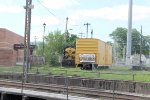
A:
[[36, 0, 84, 25], [36, 0, 66, 28], [36, 0, 85, 35], [36, 0, 57, 18]]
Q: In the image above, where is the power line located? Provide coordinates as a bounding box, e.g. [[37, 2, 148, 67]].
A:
[[36, 0, 68, 32], [36, 0, 57, 17], [36, 0, 89, 36], [35, 0, 88, 34], [36, 0, 67, 24]]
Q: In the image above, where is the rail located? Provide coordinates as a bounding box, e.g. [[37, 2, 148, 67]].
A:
[[0, 79, 149, 100]]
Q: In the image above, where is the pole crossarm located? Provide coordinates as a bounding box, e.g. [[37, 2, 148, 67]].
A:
[[84, 23, 91, 38]]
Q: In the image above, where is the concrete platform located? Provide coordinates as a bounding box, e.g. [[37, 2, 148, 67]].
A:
[[0, 87, 98, 100]]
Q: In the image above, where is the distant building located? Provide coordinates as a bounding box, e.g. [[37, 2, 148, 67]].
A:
[[0, 28, 24, 66]]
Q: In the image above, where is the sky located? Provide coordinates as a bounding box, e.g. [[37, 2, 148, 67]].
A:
[[0, 0, 150, 43]]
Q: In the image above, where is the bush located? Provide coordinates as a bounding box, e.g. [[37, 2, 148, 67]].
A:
[[46, 53, 60, 66]]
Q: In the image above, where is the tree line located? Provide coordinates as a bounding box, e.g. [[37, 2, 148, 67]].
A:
[[36, 30, 78, 66], [36, 27, 150, 66], [110, 27, 150, 58]]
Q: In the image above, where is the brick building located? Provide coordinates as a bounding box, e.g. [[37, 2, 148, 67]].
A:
[[0, 28, 24, 66]]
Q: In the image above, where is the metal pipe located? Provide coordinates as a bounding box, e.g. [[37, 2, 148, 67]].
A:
[[126, 0, 132, 65], [140, 25, 142, 66]]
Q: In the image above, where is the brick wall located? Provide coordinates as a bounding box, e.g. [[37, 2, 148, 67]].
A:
[[0, 28, 24, 66]]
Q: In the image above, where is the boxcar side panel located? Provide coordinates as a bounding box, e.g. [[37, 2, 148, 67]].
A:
[[105, 44, 112, 65], [98, 40, 105, 66], [75, 39, 99, 65], [75, 38, 112, 68], [108, 45, 112, 65]]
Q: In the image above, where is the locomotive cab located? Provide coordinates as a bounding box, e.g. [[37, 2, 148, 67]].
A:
[[62, 46, 76, 67]]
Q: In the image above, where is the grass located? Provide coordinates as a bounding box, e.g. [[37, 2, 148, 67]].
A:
[[0, 65, 150, 82]]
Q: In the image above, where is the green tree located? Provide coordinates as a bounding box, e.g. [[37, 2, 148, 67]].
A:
[[36, 30, 78, 66], [106, 41, 113, 46], [110, 27, 127, 58], [110, 27, 127, 48], [36, 42, 44, 56], [110, 27, 150, 58], [131, 29, 141, 54], [66, 33, 78, 47], [143, 35, 150, 55]]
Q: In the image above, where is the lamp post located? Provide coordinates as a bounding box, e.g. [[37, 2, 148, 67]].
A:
[[34, 36, 38, 55], [43, 23, 46, 56]]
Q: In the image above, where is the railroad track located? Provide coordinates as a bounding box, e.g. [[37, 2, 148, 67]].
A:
[[0, 79, 149, 100]]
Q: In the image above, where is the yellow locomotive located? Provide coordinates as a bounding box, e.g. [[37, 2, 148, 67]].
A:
[[62, 46, 76, 67]]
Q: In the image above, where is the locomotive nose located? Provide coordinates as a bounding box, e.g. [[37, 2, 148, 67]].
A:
[[69, 49, 72, 53]]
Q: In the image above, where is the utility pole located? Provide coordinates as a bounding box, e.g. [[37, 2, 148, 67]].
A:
[[34, 36, 37, 46], [126, 0, 132, 65], [79, 33, 83, 38], [23, 0, 34, 83], [43, 23, 46, 56], [140, 25, 142, 67], [65, 17, 69, 40], [34, 36, 38, 55], [91, 29, 93, 38], [123, 46, 126, 62], [84, 23, 90, 38], [64, 17, 69, 48]]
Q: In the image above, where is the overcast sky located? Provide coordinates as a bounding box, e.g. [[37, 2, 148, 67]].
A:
[[0, 0, 150, 42]]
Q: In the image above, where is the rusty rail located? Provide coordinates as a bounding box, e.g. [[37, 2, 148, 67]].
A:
[[0, 79, 149, 100]]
